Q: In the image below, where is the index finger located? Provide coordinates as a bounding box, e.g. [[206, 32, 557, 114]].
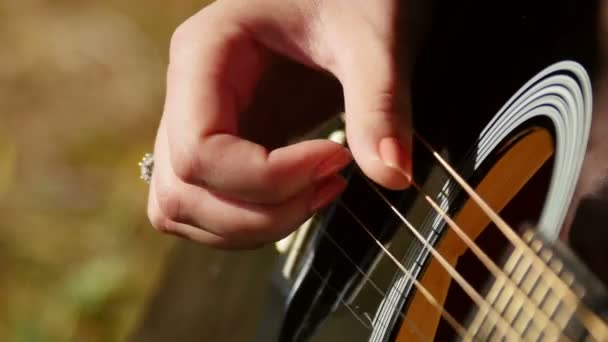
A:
[[163, 5, 352, 204]]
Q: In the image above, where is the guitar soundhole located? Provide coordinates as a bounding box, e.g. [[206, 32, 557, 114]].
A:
[[434, 159, 553, 340]]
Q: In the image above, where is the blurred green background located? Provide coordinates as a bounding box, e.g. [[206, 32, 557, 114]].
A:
[[0, 0, 216, 340]]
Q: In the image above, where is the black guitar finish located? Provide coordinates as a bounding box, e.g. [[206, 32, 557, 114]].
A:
[[276, 166, 409, 342], [258, 1, 603, 341]]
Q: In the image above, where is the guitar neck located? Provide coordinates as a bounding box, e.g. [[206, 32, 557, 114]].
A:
[[468, 228, 608, 341]]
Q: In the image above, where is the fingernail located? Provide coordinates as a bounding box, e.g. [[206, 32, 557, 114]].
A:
[[379, 137, 412, 183], [314, 148, 353, 181], [310, 176, 347, 212]]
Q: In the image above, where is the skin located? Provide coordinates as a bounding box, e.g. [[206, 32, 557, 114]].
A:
[[147, 0, 413, 249], [147, 0, 607, 250]]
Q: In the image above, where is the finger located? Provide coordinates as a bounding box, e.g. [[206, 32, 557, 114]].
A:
[[148, 180, 240, 249], [338, 39, 412, 190], [164, 6, 352, 204], [153, 123, 347, 245], [177, 134, 351, 204]]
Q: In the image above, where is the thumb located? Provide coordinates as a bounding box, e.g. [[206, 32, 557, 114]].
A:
[[339, 47, 412, 190]]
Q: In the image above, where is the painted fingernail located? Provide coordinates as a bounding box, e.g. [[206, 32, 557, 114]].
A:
[[310, 176, 347, 212], [379, 136, 412, 184], [314, 148, 353, 181]]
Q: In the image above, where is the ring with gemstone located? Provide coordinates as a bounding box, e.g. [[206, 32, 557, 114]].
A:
[[139, 153, 154, 184]]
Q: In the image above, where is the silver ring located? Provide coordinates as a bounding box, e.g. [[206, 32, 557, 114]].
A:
[[139, 153, 154, 184]]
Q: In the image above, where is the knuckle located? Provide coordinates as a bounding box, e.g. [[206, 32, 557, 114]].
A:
[[371, 89, 398, 116], [258, 169, 292, 203], [251, 213, 277, 233], [169, 21, 197, 61], [147, 195, 165, 231], [219, 217, 270, 242], [169, 10, 217, 62], [157, 223, 179, 236], [147, 206, 173, 235], [155, 184, 184, 223], [241, 212, 280, 239], [155, 219, 175, 235], [257, 174, 281, 199], [171, 147, 203, 185]]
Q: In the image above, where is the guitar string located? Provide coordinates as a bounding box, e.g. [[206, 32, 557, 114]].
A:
[[308, 158, 552, 338], [293, 254, 399, 340], [293, 261, 334, 339], [290, 211, 452, 340], [294, 121, 476, 339], [312, 176, 464, 340], [344, 145, 604, 340], [308, 264, 444, 342], [340, 149, 565, 338], [315, 127, 538, 339], [337, 201, 471, 339], [408, 180, 566, 339], [382, 130, 585, 338], [303, 263, 426, 340], [350, 128, 592, 331], [372, 156, 466, 334], [361, 180, 522, 340], [308, 253, 432, 341], [327, 174, 545, 339], [281, 213, 425, 338], [316, 227, 431, 341], [310, 123, 603, 337], [327, 192, 475, 341], [307, 264, 373, 331], [419, 159, 604, 339], [344, 128, 504, 332], [349, 166, 566, 340], [414, 133, 608, 340], [402, 127, 562, 277]]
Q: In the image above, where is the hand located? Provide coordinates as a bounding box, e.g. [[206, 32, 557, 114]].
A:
[[147, 0, 413, 249]]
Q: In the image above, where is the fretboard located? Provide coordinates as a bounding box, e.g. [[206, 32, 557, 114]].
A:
[[466, 230, 598, 341]]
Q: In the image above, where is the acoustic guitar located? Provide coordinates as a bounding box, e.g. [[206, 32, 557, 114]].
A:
[[256, 1, 608, 341]]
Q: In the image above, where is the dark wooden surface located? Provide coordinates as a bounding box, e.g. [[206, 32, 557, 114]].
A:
[[128, 240, 278, 342]]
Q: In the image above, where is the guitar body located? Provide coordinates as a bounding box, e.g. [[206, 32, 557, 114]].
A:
[[257, 1, 608, 341]]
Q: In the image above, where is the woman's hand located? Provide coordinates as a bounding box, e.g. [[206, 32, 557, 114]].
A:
[[147, 0, 412, 249]]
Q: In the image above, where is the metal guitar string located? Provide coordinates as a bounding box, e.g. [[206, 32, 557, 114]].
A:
[[368, 59, 596, 340], [356, 138, 601, 339], [342, 162, 568, 340], [324, 170, 554, 341], [337, 201, 470, 339], [294, 60, 600, 338], [333, 145, 597, 340], [369, 152, 475, 341], [304, 62, 601, 340], [420, 138, 608, 340], [341, 138, 604, 339], [391, 60, 595, 335], [361, 179, 522, 340], [409, 181, 566, 338], [315, 227, 430, 341], [362, 143, 547, 339], [390, 60, 601, 339], [304, 228, 431, 340], [307, 264, 373, 331], [308, 264, 437, 341], [290, 219, 430, 340], [306, 185, 469, 340], [349, 157, 565, 340], [320, 130, 475, 339]]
